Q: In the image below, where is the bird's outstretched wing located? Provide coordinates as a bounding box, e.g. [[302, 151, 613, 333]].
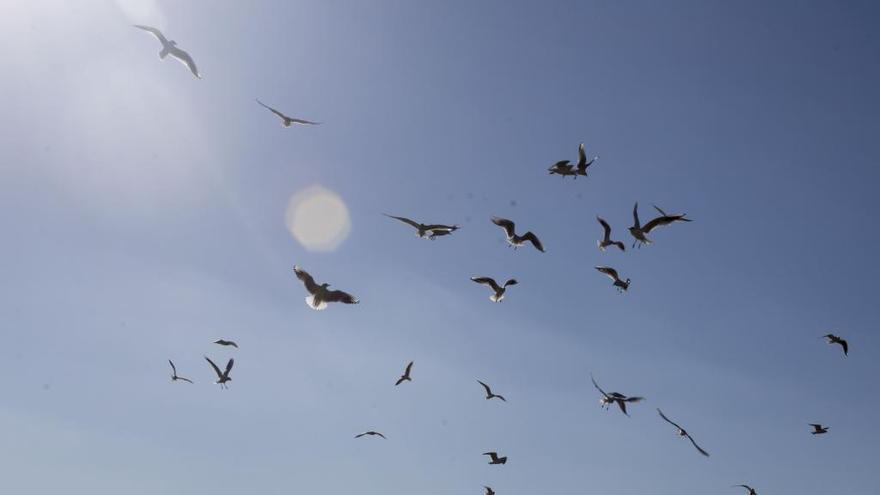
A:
[[326, 289, 359, 304], [168, 360, 177, 375], [224, 358, 235, 376], [293, 266, 321, 294], [171, 49, 200, 78], [471, 277, 502, 293], [133, 25, 168, 45], [838, 339, 849, 356], [657, 408, 683, 431], [687, 434, 710, 457], [521, 232, 544, 252], [256, 99, 289, 120], [597, 216, 613, 241], [477, 380, 493, 396], [422, 223, 457, 231], [491, 217, 516, 238], [595, 266, 620, 282], [503, 279, 518, 288], [290, 118, 321, 125], [642, 206, 691, 233], [577, 143, 586, 168], [590, 374, 609, 398], [204, 356, 223, 379], [384, 214, 422, 230], [632, 202, 641, 228]]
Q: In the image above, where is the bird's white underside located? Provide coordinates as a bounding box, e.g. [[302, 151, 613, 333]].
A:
[[306, 295, 328, 310]]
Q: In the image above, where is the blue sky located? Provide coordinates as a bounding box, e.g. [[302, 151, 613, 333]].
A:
[[1, 0, 879, 493]]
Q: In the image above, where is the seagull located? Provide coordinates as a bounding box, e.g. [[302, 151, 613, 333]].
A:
[[595, 266, 630, 292], [293, 266, 359, 310], [255, 99, 321, 127], [548, 160, 576, 178], [213, 339, 238, 348], [597, 216, 625, 252], [204, 356, 233, 389], [491, 217, 544, 252], [732, 485, 757, 495], [628, 203, 691, 248], [821, 334, 848, 356], [477, 380, 506, 402], [575, 142, 599, 178], [483, 452, 507, 465], [484, 486, 495, 495], [355, 431, 386, 439], [383, 214, 459, 239], [133, 25, 201, 79], [471, 277, 518, 302], [168, 360, 193, 384], [657, 408, 710, 457], [810, 423, 829, 435], [395, 361, 414, 386], [591, 374, 644, 416]]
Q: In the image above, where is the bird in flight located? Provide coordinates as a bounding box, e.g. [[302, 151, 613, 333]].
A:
[[732, 485, 757, 495], [548, 159, 576, 178], [821, 333, 848, 356], [477, 380, 506, 402], [204, 356, 234, 389], [133, 25, 201, 79], [355, 431, 386, 439], [483, 486, 495, 495], [491, 217, 544, 252], [628, 203, 691, 248], [255, 99, 321, 127], [395, 361, 414, 386], [595, 266, 630, 293], [383, 214, 459, 240], [213, 339, 238, 348], [657, 408, 710, 457], [471, 276, 518, 302], [483, 452, 507, 465], [810, 423, 829, 435], [574, 142, 599, 178], [168, 360, 193, 384], [293, 266, 359, 310], [591, 374, 644, 416], [596, 216, 625, 252]]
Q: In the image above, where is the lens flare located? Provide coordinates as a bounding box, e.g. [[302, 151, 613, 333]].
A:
[[285, 186, 351, 252]]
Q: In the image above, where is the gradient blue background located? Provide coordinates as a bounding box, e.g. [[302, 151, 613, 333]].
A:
[[1, 1, 878, 493]]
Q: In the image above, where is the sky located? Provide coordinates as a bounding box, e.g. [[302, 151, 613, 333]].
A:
[[1, 0, 879, 493]]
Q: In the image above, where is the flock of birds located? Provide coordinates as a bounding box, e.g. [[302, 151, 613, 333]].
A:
[[135, 22, 852, 495]]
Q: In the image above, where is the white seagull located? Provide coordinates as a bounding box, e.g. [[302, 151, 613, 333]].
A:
[[628, 202, 691, 248], [293, 266, 359, 310], [395, 361, 414, 386], [591, 374, 644, 416], [133, 25, 201, 79], [597, 216, 625, 251], [168, 360, 193, 384], [471, 276, 518, 302], [477, 380, 506, 402], [491, 217, 544, 252], [595, 266, 630, 293], [384, 214, 459, 239], [255, 99, 321, 127], [657, 408, 710, 457], [204, 356, 233, 389]]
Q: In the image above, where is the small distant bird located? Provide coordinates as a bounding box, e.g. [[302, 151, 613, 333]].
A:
[[293, 266, 359, 310], [483, 486, 495, 495], [204, 356, 234, 389], [548, 159, 576, 178], [810, 423, 829, 435], [491, 217, 544, 252], [575, 143, 599, 177], [657, 408, 710, 457], [355, 431, 386, 439], [595, 266, 630, 292], [383, 214, 459, 239], [168, 360, 193, 384], [133, 25, 201, 78], [213, 339, 238, 348], [471, 276, 518, 302], [597, 216, 625, 252], [591, 374, 644, 416], [821, 334, 848, 356], [255, 99, 321, 127], [732, 485, 757, 495], [477, 380, 506, 402], [395, 361, 414, 386], [628, 203, 691, 248], [483, 452, 507, 465]]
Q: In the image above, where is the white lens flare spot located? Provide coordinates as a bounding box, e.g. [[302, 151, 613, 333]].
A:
[[285, 186, 351, 252]]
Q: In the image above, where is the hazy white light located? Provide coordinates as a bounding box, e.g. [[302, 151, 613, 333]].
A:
[[114, 0, 166, 26], [285, 186, 351, 252]]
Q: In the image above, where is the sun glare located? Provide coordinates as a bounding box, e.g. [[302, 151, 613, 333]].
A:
[[285, 186, 352, 252]]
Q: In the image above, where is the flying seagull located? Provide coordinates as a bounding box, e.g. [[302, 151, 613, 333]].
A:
[[548, 159, 576, 178], [483, 452, 507, 465], [597, 216, 625, 251], [628, 203, 691, 248], [395, 361, 414, 386], [732, 485, 757, 495], [383, 214, 459, 239], [810, 423, 829, 435], [133, 25, 201, 79], [204, 356, 233, 389], [168, 360, 193, 384], [355, 431, 386, 439], [657, 408, 710, 457], [471, 276, 518, 302], [491, 217, 544, 252], [821, 333, 848, 356], [477, 380, 506, 402], [574, 142, 599, 178], [255, 99, 321, 127], [591, 374, 644, 416], [484, 486, 495, 495], [213, 339, 238, 348], [293, 266, 359, 310], [595, 266, 630, 293]]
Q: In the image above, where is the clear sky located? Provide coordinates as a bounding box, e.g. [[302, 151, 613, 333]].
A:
[[2, 1, 878, 494]]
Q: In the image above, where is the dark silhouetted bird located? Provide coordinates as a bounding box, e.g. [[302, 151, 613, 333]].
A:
[[471, 276, 518, 302], [483, 452, 507, 465], [355, 431, 386, 439], [810, 423, 829, 435], [205, 356, 233, 389], [628, 203, 691, 248], [595, 266, 630, 293], [293, 266, 359, 310], [383, 214, 459, 239], [477, 380, 506, 402], [256, 99, 320, 127], [597, 216, 625, 252], [821, 334, 848, 356], [213, 339, 238, 348], [491, 217, 544, 252], [168, 360, 193, 384], [657, 408, 710, 457], [591, 374, 644, 416], [395, 361, 413, 386]]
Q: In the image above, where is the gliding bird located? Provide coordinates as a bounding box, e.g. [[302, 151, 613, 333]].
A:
[[657, 408, 710, 457], [395, 361, 414, 386], [133, 25, 201, 79], [477, 380, 506, 402], [204, 356, 233, 389], [293, 266, 359, 310], [483, 452, 507, 465], [471, 277, 518, 302], [255, 99, 321, 127], [821, 333, 848, 356], [355, 431, 386, 439], [595, 266, 630, 292], [491, 217, 544, 252], [213, 339, 238, 348], [628, 202, 691, 248], [383, 214, 459, 239], [168, 360, 193, 384], [596, 216, 625, 251], [810, 423, 829, 435]]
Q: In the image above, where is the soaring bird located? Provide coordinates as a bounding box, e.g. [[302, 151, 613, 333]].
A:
[[491, 217, 544, 252], [204, 356, 233, 389], [471, 277, 518, 302], [395, 361, 414, 386], [133, 25, 201, 79], [213, 339, 238, 348], [628, 203, 691, 248], [483, 486, 495, 495], [821, 334, 848, 356], [477, 380, 506, 402], [575, 142, 599, 177], [657, 408, 710, 457], [591, 374, 644, 416], [483, 452, 507, 465], [168, 360, 193, 384], [255, 99, 321, 127], [596, 216, 625, 252], [810, 423, 829, 435], [383, 214, 459, 239], [355, 431, 386, 439], [595, 266, 630, 293], [293, 266, 359, 310], [732, 485, 757, 495], [548, 159, 576, 178]]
